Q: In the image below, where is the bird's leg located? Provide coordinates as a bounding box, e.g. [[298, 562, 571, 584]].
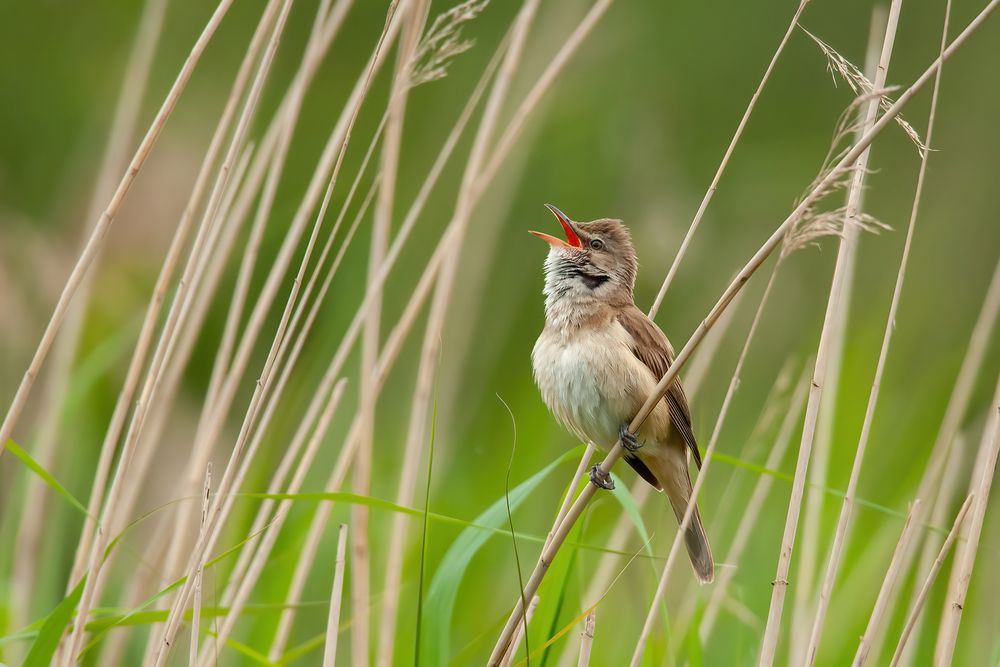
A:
[[589, 465, 615, 491], [619, 424, 642, 451]]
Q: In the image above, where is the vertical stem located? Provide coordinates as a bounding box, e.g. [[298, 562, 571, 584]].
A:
[[190, 464, 212, 666], [803, 1, 915, 661], [852, 501, 923, 666], [324, 524, 350, 667], [933, 373, 1000, 666], [577, 609, 597, 667], [889, 494, 973, 666]]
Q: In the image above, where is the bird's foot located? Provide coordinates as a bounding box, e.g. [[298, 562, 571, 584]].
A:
[[619, 424, 642, 451], [589, 465, 615, 491]]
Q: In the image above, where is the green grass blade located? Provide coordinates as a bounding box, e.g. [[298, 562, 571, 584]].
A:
[[415, 396, 438, 665], [23, 578, 85, 667], [5, 439, 91, 518], [421, 445, 585, 666]]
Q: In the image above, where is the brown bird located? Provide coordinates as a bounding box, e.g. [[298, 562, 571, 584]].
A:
[[530, 204, 714, 583]]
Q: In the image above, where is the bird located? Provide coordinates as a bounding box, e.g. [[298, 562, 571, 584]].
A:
[[530, 204, 714, 583]]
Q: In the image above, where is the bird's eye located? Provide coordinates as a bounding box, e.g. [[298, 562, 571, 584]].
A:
[[589, 238, 604, 250]]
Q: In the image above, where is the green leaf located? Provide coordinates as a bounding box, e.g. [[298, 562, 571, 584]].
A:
[[421, 445, 585, 666], [23, 578, 85, 667], [5, 439, 91, 518]]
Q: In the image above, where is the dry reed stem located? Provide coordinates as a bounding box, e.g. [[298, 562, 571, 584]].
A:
[[631, 221, 804, 663], [151, 3, 404, 657], [502, 594, 540, 667], [203, 0, 339, 413], [109, 140, 254, 544], [803, 2, 908, 661], [378, 2, 539, 659], [91, 145, 255, 660], [166, 3, 403, 596], [267, 29, 519, 655], [788, 11, 887, 660], [889, 493, 974, 666], [362, 3, 429, 663], [8, 0, 169, 640], [699, 371, 811, 642], [669, 357, 797, 646], [198, 380, 349, 663], [157, 0, 341, 596], [324, 524, 350, 667], [190, 464, 212, 666], [647, 0, 811, 317], [121, 0, 351, 579], [64, 0, 276, 594], [933, 374, 1000, 665], [549, 443, 596, 549], [577, 609, 597, 667], [490, 4, 1000, 659], [65, 2, 293, 659], [0, 0, 235, 459], [852, 500, 923, 666], [211, 162, 380, 611], [890, 437, 966, 667], [760, 8, 904, 660], [890, 257, 1000, 666]]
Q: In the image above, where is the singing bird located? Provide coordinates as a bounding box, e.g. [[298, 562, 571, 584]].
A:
[[530, 204, 714, 583]]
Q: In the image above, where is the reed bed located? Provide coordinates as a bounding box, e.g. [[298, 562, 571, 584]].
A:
[[1, 1, 998, 665]]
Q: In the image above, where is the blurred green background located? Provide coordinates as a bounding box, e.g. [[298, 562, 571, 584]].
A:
[[1, 0, 999, 664]]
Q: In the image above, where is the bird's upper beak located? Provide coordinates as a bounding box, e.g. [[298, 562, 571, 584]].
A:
[[530, 204, 583, 249]]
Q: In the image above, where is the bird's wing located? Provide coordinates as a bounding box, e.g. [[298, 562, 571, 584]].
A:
[[616, 306, 702, 469]]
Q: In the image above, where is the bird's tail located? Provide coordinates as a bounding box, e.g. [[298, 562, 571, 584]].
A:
[[654, 454, 714, 584]]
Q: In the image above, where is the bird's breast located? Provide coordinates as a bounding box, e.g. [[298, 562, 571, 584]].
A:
[[532, 322, 636, 448]]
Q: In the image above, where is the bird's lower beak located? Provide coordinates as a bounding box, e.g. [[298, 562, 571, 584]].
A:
[[530, 203, 583, 249]]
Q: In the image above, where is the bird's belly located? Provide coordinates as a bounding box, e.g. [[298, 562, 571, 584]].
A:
[[532, 332, 632, 449]]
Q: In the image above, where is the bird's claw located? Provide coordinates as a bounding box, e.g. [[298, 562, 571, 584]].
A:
[[589, 465, 615, 490], [620, 424, 642, 451]]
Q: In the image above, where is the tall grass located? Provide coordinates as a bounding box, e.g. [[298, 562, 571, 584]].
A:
[[1, 0, 999, 665]]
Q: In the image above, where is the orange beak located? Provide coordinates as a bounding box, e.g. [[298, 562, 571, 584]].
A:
[[530, 204, 583, 249]]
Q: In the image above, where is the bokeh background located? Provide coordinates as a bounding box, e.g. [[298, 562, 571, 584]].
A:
[[1, 0, 999, 664]]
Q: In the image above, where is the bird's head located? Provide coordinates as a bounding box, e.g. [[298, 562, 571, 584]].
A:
[[531, 204, 637, 306]]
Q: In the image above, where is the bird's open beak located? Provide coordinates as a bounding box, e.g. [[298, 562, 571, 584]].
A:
[[530, 203, 583, 249]]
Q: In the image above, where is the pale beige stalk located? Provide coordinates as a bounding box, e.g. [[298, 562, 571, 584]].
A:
[[197, 380, 348, 663], [9, 0, 168, 641], [65, 0, 273, 592], [210, 164, 380, 611], [889, 494, 973, 666], [631, 219, 810, 665], [0, 0, 235, 459], [578, 610, 597, 667], [190, 464, 212, 666], [362, 4, 427, 664], [64, 2, 292, 659], [759, 6, 905, 659], [324, 524, 350, 667], [853, 500, 923, 666], [790, 11, 886, 660], [699, 372, 811, 641], [490, 5, 1000, 658], [501, 595, 540, 667], [804, 2, 908, 661], [933, 373, 1000, 666], [378, 2, 540, 661], [894, 257, 1000, 667], [151, 4, 404, 660]]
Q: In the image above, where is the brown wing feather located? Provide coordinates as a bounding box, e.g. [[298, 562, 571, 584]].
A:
[[616, 306, 702, 469]]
